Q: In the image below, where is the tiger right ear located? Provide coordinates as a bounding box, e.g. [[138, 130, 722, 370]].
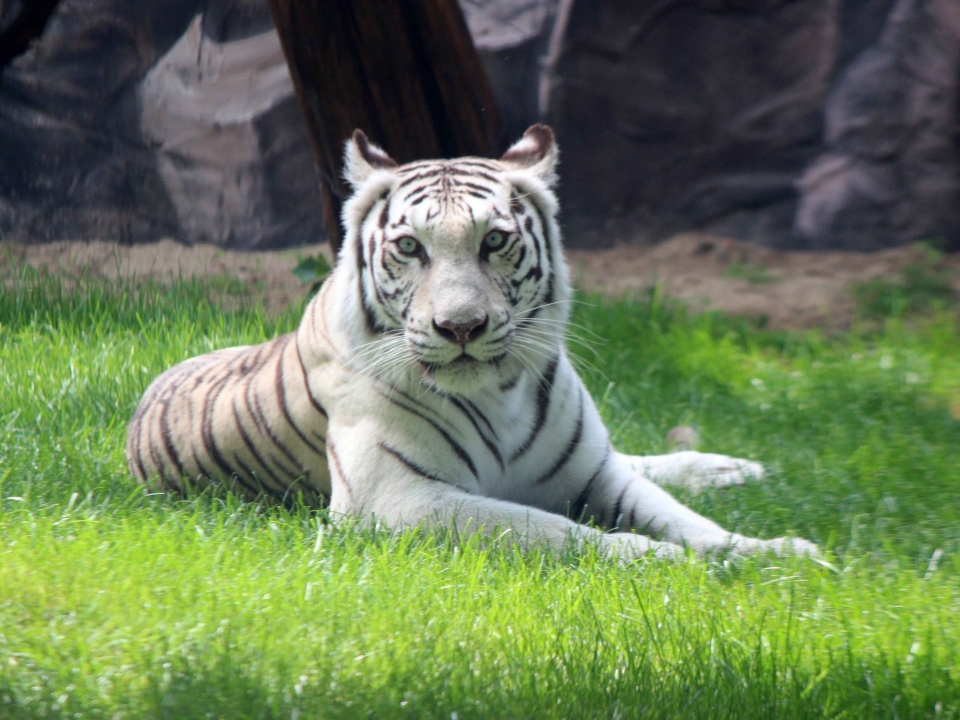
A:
[[500, 124, 558, 186], [343, 130, 398, 188]]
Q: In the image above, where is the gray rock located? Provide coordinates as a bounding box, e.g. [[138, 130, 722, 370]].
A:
[[549, 0, 960, 250], [0, 0, 321, 248], [794, 0, 960, 249], [2, 0, 958, 250]]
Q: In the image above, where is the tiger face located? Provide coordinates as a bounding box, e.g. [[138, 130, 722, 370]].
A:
[[339, 126, 571, 396]]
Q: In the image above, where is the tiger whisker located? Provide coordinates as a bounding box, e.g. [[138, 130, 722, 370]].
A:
[[516, 316, 606, 341], [505, 345, 546, 385]]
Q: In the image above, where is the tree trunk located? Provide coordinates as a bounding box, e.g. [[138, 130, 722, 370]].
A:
[[266, 0, 502, 255]]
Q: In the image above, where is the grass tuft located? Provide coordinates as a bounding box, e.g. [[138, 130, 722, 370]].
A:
[[853, 247, 956, 319]]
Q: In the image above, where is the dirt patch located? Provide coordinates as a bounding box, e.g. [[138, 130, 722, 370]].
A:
[[1, 239, 333, 315], [568, 233, 960, 331], [3, 234, 959, 331]]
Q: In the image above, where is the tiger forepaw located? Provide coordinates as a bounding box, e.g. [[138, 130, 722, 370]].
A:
[[629, 451, 765, 493]]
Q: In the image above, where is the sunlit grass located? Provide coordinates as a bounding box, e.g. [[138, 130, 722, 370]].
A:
[[1, 268, 959, 719]]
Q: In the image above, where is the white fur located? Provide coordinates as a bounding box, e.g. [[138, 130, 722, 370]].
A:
[[303, 129, 817, 561], [129, 127, 817, 562]]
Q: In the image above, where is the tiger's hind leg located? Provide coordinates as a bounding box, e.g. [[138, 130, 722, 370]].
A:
[[616, 451, 765, 494]]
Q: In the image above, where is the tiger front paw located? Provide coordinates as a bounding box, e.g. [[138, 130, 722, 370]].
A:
[[603, 532, 687, 562]]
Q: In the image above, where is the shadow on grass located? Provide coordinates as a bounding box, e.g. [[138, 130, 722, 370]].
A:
[[3, 637, 957, 720]]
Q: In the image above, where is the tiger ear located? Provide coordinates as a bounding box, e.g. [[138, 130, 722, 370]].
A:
[[500, 124, 558, 186], [343, 130, 398, 188]]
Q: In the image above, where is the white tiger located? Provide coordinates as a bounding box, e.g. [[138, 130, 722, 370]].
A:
[[127, 125, 817, 560]]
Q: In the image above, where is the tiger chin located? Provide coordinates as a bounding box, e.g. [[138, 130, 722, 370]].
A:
[[127, 124, 818, 561]]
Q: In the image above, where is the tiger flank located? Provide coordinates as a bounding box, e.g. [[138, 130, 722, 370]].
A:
[[127, 125, 817, 560]]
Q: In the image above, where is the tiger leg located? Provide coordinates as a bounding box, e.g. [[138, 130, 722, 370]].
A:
[[324, 419, 683, 561], [585, 453, 817, 557], [616, 451, 765, 493]]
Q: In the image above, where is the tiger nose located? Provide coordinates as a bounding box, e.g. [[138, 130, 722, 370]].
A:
[[433, 315, 488, 345]]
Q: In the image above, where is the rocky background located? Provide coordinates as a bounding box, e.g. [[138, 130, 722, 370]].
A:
[[1, 0, 958, 251]]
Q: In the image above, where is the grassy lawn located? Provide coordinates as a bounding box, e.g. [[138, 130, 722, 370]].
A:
[[1, 268, 959, 719]]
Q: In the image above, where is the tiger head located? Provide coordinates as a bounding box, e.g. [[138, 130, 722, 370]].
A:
[[337, 125, 572, 396]]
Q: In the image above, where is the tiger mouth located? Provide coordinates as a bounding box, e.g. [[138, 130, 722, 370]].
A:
[[418, 351, 508, 372]]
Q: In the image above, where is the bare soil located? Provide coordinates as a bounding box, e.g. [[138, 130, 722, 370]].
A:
[[3, 233, 959, 331]]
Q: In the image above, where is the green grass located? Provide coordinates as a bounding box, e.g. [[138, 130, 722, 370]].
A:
[[2, 268, 960, 719], [853, 248, 956, 319], [723, 261, 776, 284]]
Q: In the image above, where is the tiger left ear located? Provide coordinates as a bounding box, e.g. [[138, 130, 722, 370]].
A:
[[343, 129, 398, 188], [500, 124, 558, 186]]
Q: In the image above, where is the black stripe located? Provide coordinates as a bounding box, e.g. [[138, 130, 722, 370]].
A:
[[232, 453, 285, 502], [381, 246, 400, 280], [534, 389, 584, 485], [149, 442, 174, 490], [192, 453, 220, 489], [379, 442, 450, 484], [130, 414, 151, 483], [513, 243, 527, 270], [157, 399, 186, 481], [274, 352, 326, 457], [401, 293, 415, 320], [238, 342, 269, 375], [371, 272, 404, 325], [354, 194, 383, 271], [509, 354, 559, 463], [397, 167, 446, 190], [524, 215, 543, 290], [500, 234, 522, 257], [511, 264, 544, 288], [232, 396, 292, 491], [454, 180, 495, 194], [611, 484, 630, 529], [462, 398, 498, 440], [451, 165, 500, 183], [293, 338, 329, 419], [245, 380, 302, 476], [378, 195, 392, 227], [326, 437, 354, 505], [390, 386, 460, 434], [452, 159, 501, 170], [498, 375, 521, 392], [382, 391, 478, 479], [361, 292, 387, 335], [570, 447, 611, 522], [531, 201, 556, 305], [199, 372, 261, 497], [446, 395, 503, 471], [355, 195, 385, 334]]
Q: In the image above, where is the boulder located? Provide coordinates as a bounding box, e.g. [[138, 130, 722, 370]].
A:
[[2, 0, 958, 250], [549, 0, 960, 250], [0, 0, 322, 248]]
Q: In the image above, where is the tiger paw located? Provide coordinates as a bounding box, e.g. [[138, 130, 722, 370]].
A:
[[633, 451, 765, 493], [727, 534, 820, 558], [604, 532, 687, 562]]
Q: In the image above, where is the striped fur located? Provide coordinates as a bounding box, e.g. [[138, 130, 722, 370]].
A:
[[127, 125, 817, 559]]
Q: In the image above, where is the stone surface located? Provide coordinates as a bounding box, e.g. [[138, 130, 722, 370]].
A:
[[550, 0, 960, 250], [0, 0, 321, 248], [1, 0, 958, 250]]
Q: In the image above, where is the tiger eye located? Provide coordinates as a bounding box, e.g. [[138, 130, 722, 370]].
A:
[[397, 237, 420, 255], [484, 231, 505, 250]]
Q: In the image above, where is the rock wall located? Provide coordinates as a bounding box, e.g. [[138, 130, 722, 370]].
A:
[[0, 0, 322, 248], [550, 0, 960, 249], [1, 0, 958, 250]]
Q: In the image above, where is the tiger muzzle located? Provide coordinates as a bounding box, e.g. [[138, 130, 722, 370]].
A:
[[433, 315, 489, 345]]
